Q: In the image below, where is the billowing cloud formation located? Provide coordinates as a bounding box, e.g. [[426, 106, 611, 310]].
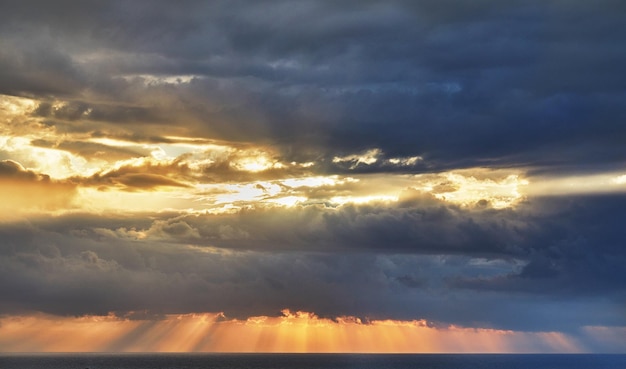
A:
[[0, 0, 625, 353], [0, 194, 624, 333]]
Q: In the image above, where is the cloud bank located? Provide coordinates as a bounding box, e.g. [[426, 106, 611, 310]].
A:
[[0, 0, 625, 352]]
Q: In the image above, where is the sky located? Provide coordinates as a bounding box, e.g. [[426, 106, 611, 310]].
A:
[[0, 0, 625, 353]]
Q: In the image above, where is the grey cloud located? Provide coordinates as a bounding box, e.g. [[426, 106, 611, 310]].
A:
[[395, 274, 426, 289], [0, 222, 619, 331], [146, 219, 201, 240], [1, 1, 624, 172], [110, 173, 190, 190], [0, 160, 49, 182], [33, 100, 166, 126], [71, 160, 192, 190], [0, 34, 85, 97], [30, 139, 151, 161], [26, 191, 624, 303], [1, 193, 624, 330], [450, 195, 626, 301], [184, 195, 521, 255]]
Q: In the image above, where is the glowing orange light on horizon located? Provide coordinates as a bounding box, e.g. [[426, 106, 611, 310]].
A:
[[0, 311, 587, 353]]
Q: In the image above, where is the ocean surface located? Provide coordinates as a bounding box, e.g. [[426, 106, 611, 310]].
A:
[[1, 353, 625, 369]]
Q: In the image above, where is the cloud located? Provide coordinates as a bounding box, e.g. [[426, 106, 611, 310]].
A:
[[0, 1, 623, 172], [0, 0, 625, 348], [0, 159, 49, 181], [30, 139, 152, 161], [0, 193, 624, 331], [0, 160, 76, 215], [0, 39, 83, 97], [450, 195, 626, 301], [83, 172, 191, 191]]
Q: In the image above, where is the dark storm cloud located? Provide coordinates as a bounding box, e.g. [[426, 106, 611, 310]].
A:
[[0, 193, 625, 330], [1, 0, 624, 171], [0, 39, 84, 97], [148, 194, 626, 307], [451, 195, 626, 298]]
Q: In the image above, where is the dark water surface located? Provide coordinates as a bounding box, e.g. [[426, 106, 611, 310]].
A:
[[1, 353, 625, 369]]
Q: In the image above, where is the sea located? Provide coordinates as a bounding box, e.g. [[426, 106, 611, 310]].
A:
[[0, 353, 625, 369]]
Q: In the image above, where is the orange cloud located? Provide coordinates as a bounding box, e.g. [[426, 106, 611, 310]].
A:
[[0, 160, 76, 216]]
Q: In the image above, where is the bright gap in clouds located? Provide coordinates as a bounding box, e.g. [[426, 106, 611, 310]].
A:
[[525, 172, 626, 196], [1, 92, 625, 215], [1, 0, 625, 355]]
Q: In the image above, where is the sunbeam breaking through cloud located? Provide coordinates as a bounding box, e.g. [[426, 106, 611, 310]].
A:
[[0, 0, 625, 354]]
